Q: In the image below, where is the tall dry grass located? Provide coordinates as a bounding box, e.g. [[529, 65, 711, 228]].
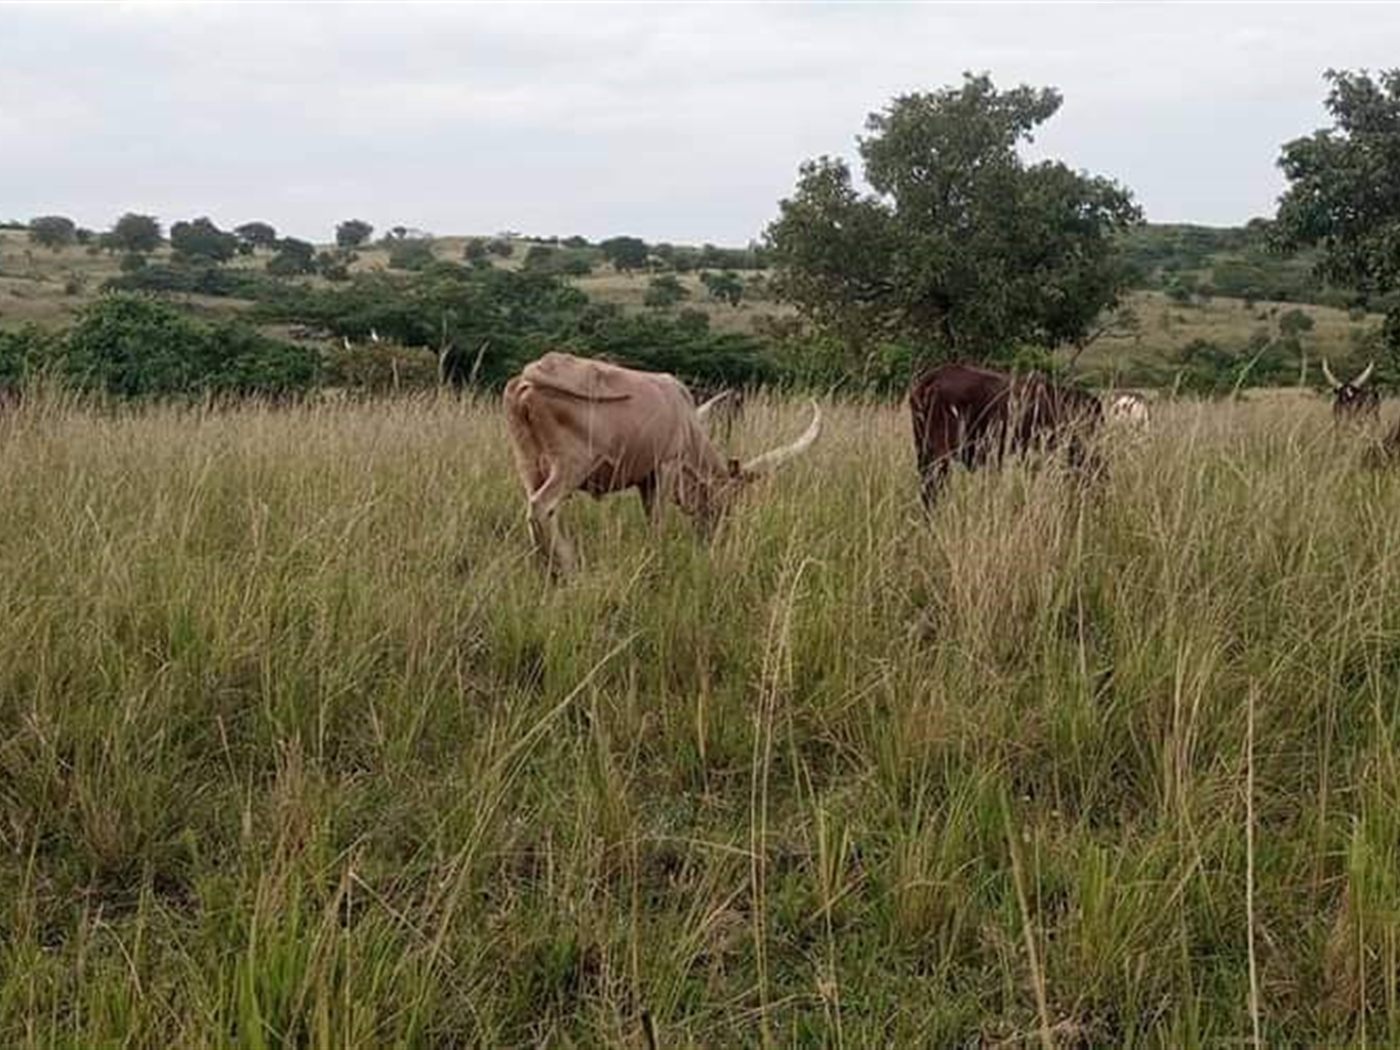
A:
[[1, 390, 1399, 1046]]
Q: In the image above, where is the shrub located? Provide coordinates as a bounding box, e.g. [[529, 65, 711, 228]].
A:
[[322, 342, 438, 392], [63, 294, 316, 398], [387, 238, 436, 271], [644, 275, 689, 309]]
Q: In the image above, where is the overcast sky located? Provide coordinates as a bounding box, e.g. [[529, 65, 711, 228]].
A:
[[2, 3, 1397, 245]]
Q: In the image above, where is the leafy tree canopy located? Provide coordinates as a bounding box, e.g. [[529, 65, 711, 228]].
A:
[[1274, 69, 1400, 363], [765, 72, 1142, 363], [28, 215, 77, 250], [109, 213, 162, 254], [266, 237, 317, 276], [170, 217, 238, 264], [336, 219, 374, 249], [599, 236, 649, 272], [644, 274, 689, 309], [234, 221, 279, 250]]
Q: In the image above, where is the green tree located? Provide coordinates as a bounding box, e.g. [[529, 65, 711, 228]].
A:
[[316, 250, 354, 282], [234, 221, 278, 251], [463, 239, 489, 261], [522, 245, 557, 272], [599, 236, 648, 273], [765, 73, 1142, 364], [266, 238, 317, 276], [28, 215, 77, 250], [1274, 69, 1400, 360], [170, 217, 237, 263], [486, 239, 514, 258], [1165, 275, 1196, 304], [387, 237, 436, 271], [700, 270, 744, 307], [336, 219, 374, 249], [1279, 307, 1315, 338], [109, 213, 162, 254], [644, 274, 689, 309]]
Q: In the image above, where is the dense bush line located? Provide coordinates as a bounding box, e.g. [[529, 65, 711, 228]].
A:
[[0, 296, 318, 399]]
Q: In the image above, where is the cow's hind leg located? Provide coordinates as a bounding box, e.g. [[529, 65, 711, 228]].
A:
[[916, 405, 960, 514], [637, 473, 664, 533]]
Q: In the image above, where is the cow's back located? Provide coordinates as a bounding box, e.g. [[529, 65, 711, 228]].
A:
[[507, 353, 718, 492]]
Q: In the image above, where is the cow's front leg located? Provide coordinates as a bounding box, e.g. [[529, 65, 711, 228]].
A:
[[527, 469, 579, 576]]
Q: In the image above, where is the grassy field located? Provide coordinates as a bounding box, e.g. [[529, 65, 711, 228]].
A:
[[3, 390, 1400, 1045]]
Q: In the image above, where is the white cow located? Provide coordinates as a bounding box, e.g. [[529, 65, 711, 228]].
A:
[[1107, 392, 1150, 431]]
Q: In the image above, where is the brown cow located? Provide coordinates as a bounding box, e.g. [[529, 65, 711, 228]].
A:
[[504, 352, 820, 573], [910, 363, 1103, 511]]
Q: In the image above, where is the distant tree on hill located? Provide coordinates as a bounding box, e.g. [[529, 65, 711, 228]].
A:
[[170, 217, 237, 264], [316, 250, 354, 282], [463, 239, 489, 261], [486, 239, 514, 258], [1274, 68, 1400, 359], [266, 237, 317, 276], [700, 270, 744, 307], [562, 235, 590, 249], [336, 219, 374, 249], [387, 237, 436, 271], [522, 245, 556, 272], [600, 236, 648, 273], [108, 213, 163, 254], [766, 73, 1141, 363], [644, 274, 689, 309], [1279, 307, 1315, 338], [1165, 275, 1196, 304], [234, 222, 278, 252], [28, 215, 77, 250]]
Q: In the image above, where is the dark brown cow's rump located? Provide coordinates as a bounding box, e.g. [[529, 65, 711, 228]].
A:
[[909, 363, 1102, 511]]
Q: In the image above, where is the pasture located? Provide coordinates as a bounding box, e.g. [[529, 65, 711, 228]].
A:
[[2, 391, 1400, 1046]]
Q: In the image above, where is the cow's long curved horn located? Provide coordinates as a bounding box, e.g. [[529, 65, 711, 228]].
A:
[[1354, 361, 1376, 388], [1321, 358, 1340, 389], [696, 390, 731, 422], [742, 400, 822, 474]]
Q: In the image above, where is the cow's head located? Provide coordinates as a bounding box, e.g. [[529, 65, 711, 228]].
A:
[[1108, 393, 1150, 431], [1322, 359, 1376, 416], [689, 396, 822, 529]]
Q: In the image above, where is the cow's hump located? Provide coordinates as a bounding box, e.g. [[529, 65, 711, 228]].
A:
[[521, 352, 642, 402]]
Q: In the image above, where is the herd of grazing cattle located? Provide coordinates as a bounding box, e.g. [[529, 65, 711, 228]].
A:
[[502, 350, 1400, 575], [503, 351, 1153, 573]]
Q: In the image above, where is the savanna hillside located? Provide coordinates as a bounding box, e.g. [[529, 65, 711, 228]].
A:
[[0, 219, 1391, 401], [3, 391, 1400, 1045]]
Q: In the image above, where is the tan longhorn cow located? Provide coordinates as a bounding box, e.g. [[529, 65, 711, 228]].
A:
[[504, 352, 821, 573]]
